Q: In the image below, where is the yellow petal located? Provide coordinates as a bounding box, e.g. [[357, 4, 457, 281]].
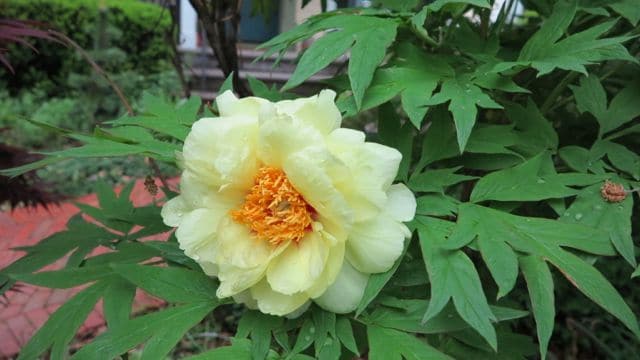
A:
[[182, 116, 259, 189], [283, 147, 353, 238], [214, 216, 274, 269], [257, 110, 325, 168], [314, 261, 367, 314], [179, 170, 244, 211], [161, 195, 189, 227], [250, 278, 309, 316], [305, 239, 345, 298], [346, 213, 408, 274], [266, 232, 329, 295], [174, 208, 219, 260], [217, 263, 267, 298], [216, 90, 271, 118], [326, 129, 402, 221], [275, 89, 341, 135], [385, 183, 416, 222]]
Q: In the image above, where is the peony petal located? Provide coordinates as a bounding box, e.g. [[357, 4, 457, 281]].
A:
[[385, 183, 416, 222], [182, 116, 259, 190], [283, 147, 354, 239], [326, 129, 402, 222], [217, 263, 266, 298], [250, 278, 309, 316], [257, 109, 325, 168], [175, 208, 220, 259], [267, 232, 329, 295], [305, 239, 345, 298], [214, 216, 274, 269], [314, 261, 368, 314], [161, 195, 189, 227], [346, 214, 408, 274], [216, 90, 271, 118], [179, 170, 244, 211], [275, 89, 341, 135]]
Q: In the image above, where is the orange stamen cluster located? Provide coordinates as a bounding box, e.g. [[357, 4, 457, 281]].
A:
[[231, 166, 314, 246]]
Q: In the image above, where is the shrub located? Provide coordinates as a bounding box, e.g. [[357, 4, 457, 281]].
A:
[[0, 0, 171, 96]]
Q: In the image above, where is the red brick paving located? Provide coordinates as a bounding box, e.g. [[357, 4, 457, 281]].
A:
[[0, 178, 176, 359]]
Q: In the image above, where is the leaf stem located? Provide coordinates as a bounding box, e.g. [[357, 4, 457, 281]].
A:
[[540, 72, 579, 114]]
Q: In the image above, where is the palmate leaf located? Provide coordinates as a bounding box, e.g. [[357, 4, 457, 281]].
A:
[[519, 255, 555, 359], [364, 297, 527, 335], [339, 44, 454, 127], [446, 203, 640, 344], [17, 281, 110, 360], [572, 76, 640, 137], [367, 325, 451, 360], [470, 152, 606, 202], [425, 74, 502, 151], [278, 14, 399, 110], [416, 217, 498, 350], [560, 182, 636, 267], [71, 301, 218, 360], [493, 0, 637, 76]]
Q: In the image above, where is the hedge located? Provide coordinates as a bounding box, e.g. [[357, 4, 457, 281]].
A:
[[0, 0, 172, 95]]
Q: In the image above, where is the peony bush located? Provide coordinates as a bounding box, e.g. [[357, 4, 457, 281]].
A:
[[2, 0, 640, 359]]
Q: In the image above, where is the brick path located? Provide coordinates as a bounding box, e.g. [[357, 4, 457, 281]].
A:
[[0, 178, 175, 359]]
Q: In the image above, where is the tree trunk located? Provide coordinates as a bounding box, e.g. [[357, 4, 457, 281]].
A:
[[189, 0, 250, 96]]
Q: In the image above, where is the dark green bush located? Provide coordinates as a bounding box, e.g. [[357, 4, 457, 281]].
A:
[[0, 0, 172, 96]]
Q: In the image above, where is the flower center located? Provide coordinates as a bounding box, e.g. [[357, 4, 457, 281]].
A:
[[231, 166, 314, 246]]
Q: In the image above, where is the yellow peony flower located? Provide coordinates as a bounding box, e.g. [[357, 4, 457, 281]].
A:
[[161, 90, 416, 316]]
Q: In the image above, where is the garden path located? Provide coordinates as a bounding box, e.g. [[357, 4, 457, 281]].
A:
[[0, 178, 174, 358]]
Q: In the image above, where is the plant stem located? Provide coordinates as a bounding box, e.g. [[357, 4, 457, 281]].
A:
[[540, 72, 579, 114]]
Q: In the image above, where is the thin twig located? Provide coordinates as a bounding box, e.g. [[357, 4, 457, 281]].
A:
[[48, 30, 133, 116]]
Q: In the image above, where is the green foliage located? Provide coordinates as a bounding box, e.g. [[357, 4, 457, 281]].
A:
[[0, 0, 172, 96], [3, 1, 640, 359]]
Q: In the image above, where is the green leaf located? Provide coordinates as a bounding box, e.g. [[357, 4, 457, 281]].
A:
[[504, 100, 558, 155], [493, 1, 637, 76], [336, 317, 359, 355], [72, 302, 217, 360], [10, 266, 114, 288], [478, 235, 519, 299], [283, 15, 398, 110], [451, 204, 639, 337], [470, 152, 597, 202], [426, 75, 502, 151], [18, 281, 109, 360], [103, 280, 136, 330], [609, 0, 640, 25], [408, 167, 477, 193], [367, 325, 452, 360], [427, 0, 491, 11], [236, 311, 284, 360], [520, 255, 555, 360], [416, 193, 460, 217], [559, 146, 591, 172], [572, 77, 640, 136], [560, 183, 636, 267], [365, 298, 527, 335], [355, 237, 411, 316], [113, 264, 218, 303], [417, 217, 498, 350], [183, 339, 252, 360]]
